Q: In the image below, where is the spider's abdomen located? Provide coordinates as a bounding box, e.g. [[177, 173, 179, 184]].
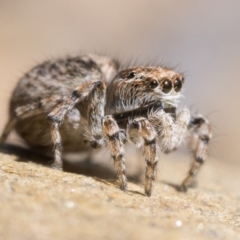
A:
[[11, 56, 102, 110], [9, 54, 119, 153]]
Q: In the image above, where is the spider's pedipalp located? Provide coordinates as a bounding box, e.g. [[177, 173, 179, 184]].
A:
[[174, 108, 191, 149], [148, 108, 190, 153]]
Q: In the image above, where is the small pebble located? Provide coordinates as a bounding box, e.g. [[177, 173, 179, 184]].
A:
[[176, 220, 182, 227]]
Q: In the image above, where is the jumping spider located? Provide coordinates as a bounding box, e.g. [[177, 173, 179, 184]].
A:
[[0, 54, 212, 196]]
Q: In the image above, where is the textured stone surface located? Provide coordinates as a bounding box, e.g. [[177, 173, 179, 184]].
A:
[[0, 148, 239, 240]]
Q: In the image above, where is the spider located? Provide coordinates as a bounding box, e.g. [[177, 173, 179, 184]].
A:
[[0, 54, 212, 196]]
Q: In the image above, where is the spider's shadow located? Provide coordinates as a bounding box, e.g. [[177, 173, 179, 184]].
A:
[[161, 180, 196, 192], [161, 180, 183, 192], [0, 143, 141, 184]]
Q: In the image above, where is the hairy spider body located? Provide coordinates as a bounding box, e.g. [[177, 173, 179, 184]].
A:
[[8, 54, 118, 154], [0, 54, 212, 196]]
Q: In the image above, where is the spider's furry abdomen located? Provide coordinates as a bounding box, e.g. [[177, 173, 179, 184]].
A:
[[11, 55, 104, 109], [10, 54, 119, 153]]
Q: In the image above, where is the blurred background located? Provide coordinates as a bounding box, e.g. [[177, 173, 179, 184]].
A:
[[0, 0, 240, 167]]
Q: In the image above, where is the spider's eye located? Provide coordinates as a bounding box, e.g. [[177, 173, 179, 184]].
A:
[[174, 78, 182, 92], [127, 72, 136, 79], [161, 79, 172, 93], [150, 80, 158, 88]]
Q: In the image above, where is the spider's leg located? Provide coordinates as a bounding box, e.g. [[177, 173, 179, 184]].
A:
[[128, 117, 158, 196], [47, 80, 106, 169], [84, 81, 127, 189], [86, 81, 106, 148], [102, 115, 127, 191], [180, 115, 212, 192], [0, 102, 44, 146], [0, 94, 69, 147], [0, 95, 71, 168], [0, 118, 17, 146]]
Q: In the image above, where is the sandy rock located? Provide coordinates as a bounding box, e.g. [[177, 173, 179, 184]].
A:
[[0, 149, 239, 240]]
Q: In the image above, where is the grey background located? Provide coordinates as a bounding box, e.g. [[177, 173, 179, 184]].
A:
[[0, 0, 239, 166]]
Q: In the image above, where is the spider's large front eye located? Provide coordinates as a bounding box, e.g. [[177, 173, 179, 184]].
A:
[[174, 78, 182, 92], [161, 79, 172, 93]]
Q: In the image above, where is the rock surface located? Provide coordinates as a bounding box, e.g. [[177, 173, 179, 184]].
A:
[[0, 148, 239, 240]]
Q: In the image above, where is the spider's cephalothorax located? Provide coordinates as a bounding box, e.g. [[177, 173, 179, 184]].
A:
[[106, 66, 184, 115], [0, 54, 212, 196]]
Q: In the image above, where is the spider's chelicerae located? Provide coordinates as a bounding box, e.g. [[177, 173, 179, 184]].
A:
[[0, 54, 212, 196]]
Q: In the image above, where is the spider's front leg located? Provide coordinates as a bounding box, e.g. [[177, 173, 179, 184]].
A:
[[128, 117, 158, 196], [180, 115, 212, 192], [65, 79, 127, 190], [102, 116, 127, 191]]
